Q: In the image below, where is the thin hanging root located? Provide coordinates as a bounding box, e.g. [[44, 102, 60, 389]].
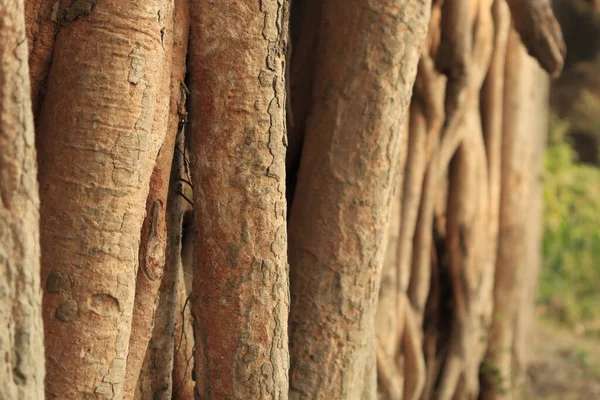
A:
[[435, 0, 472, 117], [398, 55, 445, 299], [408, 115, 465, 324], [376, 343, 403, 400], [399, 102, 429, 294], [403, 303, 426, 400], [436, 349, 464, 400], [421, 243, 442, 400], [505, 0, 565, 77], [416, 55, 445, 160]]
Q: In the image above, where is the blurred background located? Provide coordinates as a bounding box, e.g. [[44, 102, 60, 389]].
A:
[[526, 0, 600, 398]]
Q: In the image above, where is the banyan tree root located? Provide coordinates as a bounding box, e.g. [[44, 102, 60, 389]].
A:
[[124, 0, 189, 395], [504, 0, 566, 77]]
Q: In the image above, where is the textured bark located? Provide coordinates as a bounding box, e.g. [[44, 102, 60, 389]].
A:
[[124, 0, 189, 395], [24, 0, 57, 113], [287, 0, 430, 398], [147, 150, 187, 400], [133, 352, 153, 400], [375, 125, 407, 354], [480, 29, 544, 400], [132, 129, 189, 400], [37, 1, 171, 397], [0, 1, 45, 398], [374, 134, 405, 399], [187, 1, 290, 398]]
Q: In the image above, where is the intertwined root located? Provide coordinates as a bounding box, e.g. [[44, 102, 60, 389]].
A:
[[375, 0, 561, 398]]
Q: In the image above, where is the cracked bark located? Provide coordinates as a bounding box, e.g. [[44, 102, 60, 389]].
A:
[[124, 0, 189, 396], [287, 0, 430, 398], [132, 129, 189, 400], [187, 0, 291, 398], [36, 0, 172, 397], [0, 0, 45, 398]]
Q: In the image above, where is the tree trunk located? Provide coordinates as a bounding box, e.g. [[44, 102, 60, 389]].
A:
[[24, 0, 57, 113], [1, 2, 572, 399], [512, 46, 550, 396], [187, 1, 291, 398], [132, 128, 189, 400], [37, 1, 171, 397], [480, 28, 548, 400], [375, 130, 407, 399], [0, 1, 45, 398], [124, 0, 189, 395], [287, 0, 430, 398]]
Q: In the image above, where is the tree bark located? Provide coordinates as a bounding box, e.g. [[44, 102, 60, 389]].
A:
[[480, 28, 546, 400], [172, 210, 195, 400], [132, 128, 189, 400], [512, 48, 549, 396], [287, 1, 430, 398], [124, 0, 189, 395], [37, 1, 172, 397], [187, 1, 291, 398], [0, 1, 45, 398], [481, 0, 511, 292], [24, 0, 57, 114]]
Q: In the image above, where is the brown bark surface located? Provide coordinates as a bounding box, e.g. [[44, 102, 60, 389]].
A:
[[132, 131, 189, 400], [187, 1, 291, 398], [481, 0, 511, 285], [513, 67, 548, 392], [123, 0, 189, 395], [172, 266, 195, 400], [481, 29, 546, 400], [0, 1, 45, 398], [37, 1, 171, 397], [287, 0, 430, 398], [23, 0, 57, 113], [1, 2, 567, 398], [504, 0, 566, 76], [172, 210, 195, 400]]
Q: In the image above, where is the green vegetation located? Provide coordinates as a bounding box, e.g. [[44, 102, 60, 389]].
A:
[[539, 113, 600, 334]]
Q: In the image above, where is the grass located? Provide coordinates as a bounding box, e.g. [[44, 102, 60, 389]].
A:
[[539, 113, 600, 335]]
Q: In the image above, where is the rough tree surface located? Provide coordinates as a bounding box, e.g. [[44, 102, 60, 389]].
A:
[[36, 1, 172, 397], [0, 0, 45, 398], [0, 2, 570, 400], [188, 0, 290, 398], [287, 1, 430, 398]]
